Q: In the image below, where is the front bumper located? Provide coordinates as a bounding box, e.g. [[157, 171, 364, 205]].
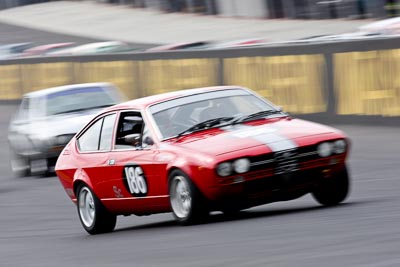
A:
[[208, 155, 347, 209], [9, 133, 73, 169]]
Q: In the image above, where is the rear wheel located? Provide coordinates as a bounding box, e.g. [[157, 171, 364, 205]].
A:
[[77, 184, 116, 234], [312, 165, 350, 206], [169, 170, 208, 225]]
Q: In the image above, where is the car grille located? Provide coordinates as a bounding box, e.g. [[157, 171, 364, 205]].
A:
[[249, 145, 320, 176], [274, 149, 298, 174]]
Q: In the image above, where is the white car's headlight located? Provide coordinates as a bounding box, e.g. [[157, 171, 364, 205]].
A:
[[29, 135, 51, 149], [216, 162, 232, 177], [317, 142, 332, 157], [333, 140, 346, 154], [233, 158, 250, 174]]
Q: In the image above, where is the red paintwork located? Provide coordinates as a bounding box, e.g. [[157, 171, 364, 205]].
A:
[[55, 86, 350, 216]]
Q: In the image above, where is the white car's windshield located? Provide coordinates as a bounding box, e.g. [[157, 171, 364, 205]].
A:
[[45, 86, 118, 116]]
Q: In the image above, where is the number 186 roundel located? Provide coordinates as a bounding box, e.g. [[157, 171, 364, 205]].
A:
[[55, 86, 351, 234]]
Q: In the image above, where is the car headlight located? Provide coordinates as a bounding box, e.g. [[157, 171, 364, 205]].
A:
[[216, 162, 232, 177], [317, 142, 332, 157], [29, 135, 50, 150], [333, 140, 346, 154], [233, 158, 250, 174], [55, 134, 74, 146]]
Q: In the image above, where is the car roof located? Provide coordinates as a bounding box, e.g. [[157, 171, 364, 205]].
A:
[[146, 41, 209, 52], [71, 41, 126, 53], [24, 82, 114, 98], [25, 42, 75, 52], [0, 42, 32, 49], [105, 86, 245, 112]]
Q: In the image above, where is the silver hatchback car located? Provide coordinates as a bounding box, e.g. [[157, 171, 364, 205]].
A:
[[8, 82, 126, 177]]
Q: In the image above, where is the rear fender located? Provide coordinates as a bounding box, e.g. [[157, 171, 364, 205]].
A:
[[72, 168, 94, 200]]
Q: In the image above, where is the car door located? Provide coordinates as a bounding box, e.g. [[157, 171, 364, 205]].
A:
[[76, 112, 117, 197], [102, 111, 169, 214]]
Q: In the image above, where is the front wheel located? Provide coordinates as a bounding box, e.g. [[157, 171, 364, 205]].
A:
[[312, 165, 350, 206], [169, 170, 208, 225], [77, 184, 116, 235]]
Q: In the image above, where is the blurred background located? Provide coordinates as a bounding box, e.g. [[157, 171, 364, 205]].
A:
[[0, 0, 398, 19], [1, 1, 400, 267]]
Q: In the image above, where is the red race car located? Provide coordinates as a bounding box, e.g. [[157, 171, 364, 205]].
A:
[[56, 86, 351, 234]]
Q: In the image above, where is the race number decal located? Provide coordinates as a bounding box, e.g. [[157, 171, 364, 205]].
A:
[[122, 164, 148, 197]]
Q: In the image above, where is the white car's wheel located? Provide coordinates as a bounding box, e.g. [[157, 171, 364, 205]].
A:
[[312, 165, 350, 206], [169, 170, 208, 225], [77, 185, 116, 234]]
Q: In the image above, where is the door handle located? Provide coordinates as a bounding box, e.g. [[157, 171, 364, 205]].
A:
[[108, 159, 116, 166]]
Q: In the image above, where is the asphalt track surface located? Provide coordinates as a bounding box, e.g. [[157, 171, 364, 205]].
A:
[[1, 102, 400, 267]]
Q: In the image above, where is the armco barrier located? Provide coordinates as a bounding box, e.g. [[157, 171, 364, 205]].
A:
[[1, 37, 400, 124]]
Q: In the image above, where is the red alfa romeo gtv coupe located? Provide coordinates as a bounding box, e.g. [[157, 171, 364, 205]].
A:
[[56, 86, 351, 234]]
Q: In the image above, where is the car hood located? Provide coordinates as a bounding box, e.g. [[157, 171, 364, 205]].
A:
[[172, 118, 343, 156]]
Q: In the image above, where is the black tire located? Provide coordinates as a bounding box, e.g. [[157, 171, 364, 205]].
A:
[[312, 165, 350, 206], [168, 170, 208, 225], [76, 184, 117, 235]]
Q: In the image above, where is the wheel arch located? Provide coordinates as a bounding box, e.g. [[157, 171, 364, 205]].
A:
[[72, 168, 94, 198]]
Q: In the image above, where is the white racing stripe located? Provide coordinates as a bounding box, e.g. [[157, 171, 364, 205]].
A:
[[228, 125, 298, 152]]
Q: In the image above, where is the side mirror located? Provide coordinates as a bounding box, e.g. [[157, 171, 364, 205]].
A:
[[143, 136, 154, 146]]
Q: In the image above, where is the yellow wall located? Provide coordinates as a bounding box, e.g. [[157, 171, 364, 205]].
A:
[[224, 55, 327, 114], [138, 58, 219, 96], [335, 49, 400, 116], [0, 65, 23, 100], [2, 50, 400, 117], [20, 62, 74, 94], [0, 59, 219, 101], [74, 61, 138, 99]]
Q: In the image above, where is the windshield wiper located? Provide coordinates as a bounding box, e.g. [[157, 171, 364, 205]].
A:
[[230, 110, 285, 124], [175, 116, 235, 139]]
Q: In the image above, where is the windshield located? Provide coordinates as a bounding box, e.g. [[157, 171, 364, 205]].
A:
[[44, 86, 119, 116], [150, 89, 278, 139]]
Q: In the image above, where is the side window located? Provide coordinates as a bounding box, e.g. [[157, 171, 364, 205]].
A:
[[78, 118, 103, 152], [99, 114, 117, 151], [115, 111, 145, 149]]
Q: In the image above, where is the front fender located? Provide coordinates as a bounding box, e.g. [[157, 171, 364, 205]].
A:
[[167, 155, 217, 196]]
